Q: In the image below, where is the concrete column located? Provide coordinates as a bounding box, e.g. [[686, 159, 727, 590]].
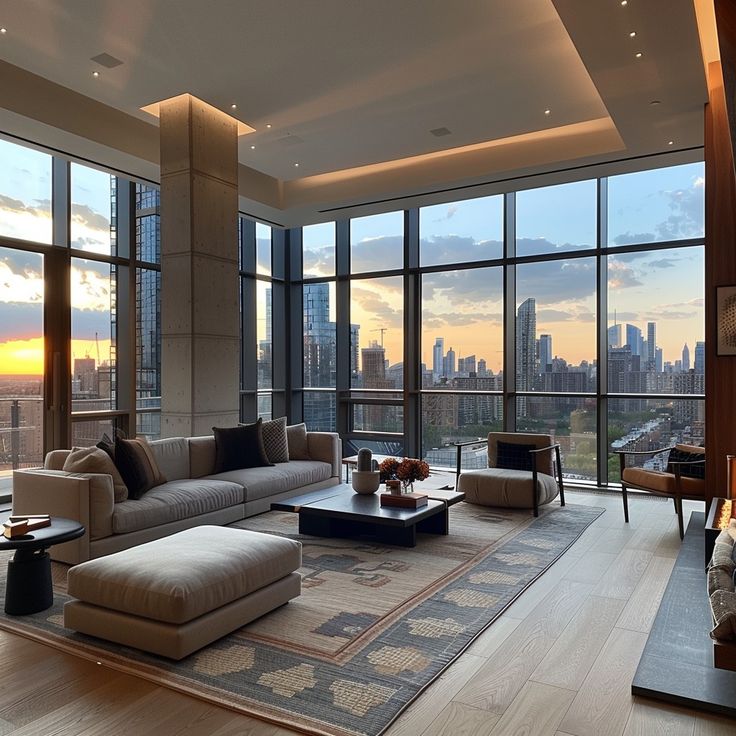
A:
[[159, 95, 240, 437]]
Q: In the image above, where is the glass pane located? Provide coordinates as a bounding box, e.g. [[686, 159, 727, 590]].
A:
[[71, 163, 116, 255], [607, 246, 704, 392], [303, 391, 336, 432], [0, 248, 44, 479], [256, 223, 272, 276], [303, 222, 335, 278], [351, 211, 403, 274], [420, 195, 503, 266], [257, 281, 272, 389], [516, 396, 597, 481], [351, 392, 403, 433], [304, 282, 336, 388], [351, 276, 403, 388], [516, 180, 597, 256], [0, 139, 52, 244], [422, 267, 503, 386], [608, 162, 705, 246], [136, 268, 161, 411], [344, 438, 405, 459], [136, 412, 161, 442], [608, 398, 705, 482], [516, 258, 596, 393], [71, 258, 117, 412], [135, 183, 160, 263], [257, 393, 272, 421], [71, 417, 119, 448], [422, 394, 503, 469]]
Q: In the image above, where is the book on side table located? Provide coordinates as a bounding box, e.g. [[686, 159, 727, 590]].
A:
[[3, 514, 51, 539], [380, 492, 428, 509]]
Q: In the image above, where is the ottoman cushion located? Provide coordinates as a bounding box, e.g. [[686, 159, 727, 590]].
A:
[[459, 468, 559, 508], [67, 525, 301, 624]]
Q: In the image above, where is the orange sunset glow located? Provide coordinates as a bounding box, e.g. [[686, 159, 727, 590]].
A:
[[0, 338, 114, 375]]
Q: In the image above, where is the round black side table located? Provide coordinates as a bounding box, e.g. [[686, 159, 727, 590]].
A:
[[0, 517, 85, 616]]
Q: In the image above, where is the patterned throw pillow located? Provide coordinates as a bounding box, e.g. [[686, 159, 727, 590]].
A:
[[286, 423, 310, 460], [666, 448, 705, 480], [495, 441, 536, 472], [261, 417, 289, 463], [114, 437, 167, 500], [63, 446, 129, 503], [213, 419, 273, 473]]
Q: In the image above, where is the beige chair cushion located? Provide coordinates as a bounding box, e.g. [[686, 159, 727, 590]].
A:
[[149, 437, 190, 481], [459, 468, 559, 508], [487, 432, 554, 475], [622, 467, 706, 496], [206, 460, 332, 502], [63, 446, 128, 503], [112, 479, 243, 534], [67, 526, 302, 624]]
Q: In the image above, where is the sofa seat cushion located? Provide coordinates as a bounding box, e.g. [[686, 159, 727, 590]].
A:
[[622, 467, 706, 496], [112, 479, 243, 535], [67, 526, 302, 624], [206, 460, 332, 502], [459, 468, 559, 508]]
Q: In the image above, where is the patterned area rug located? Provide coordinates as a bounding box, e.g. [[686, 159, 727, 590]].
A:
[[0, 503, 603, 736]]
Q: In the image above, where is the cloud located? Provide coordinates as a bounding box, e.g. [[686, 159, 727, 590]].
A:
[[606, 311, 639, 322], [71, 203, 110, 233], [613, 232, 655, 246], [517, 259, 596, 303], [432, 203, 459, 223], [350, 285, 402, 329], [421, 235, 502, 266], [352, 235, 404, 272], [647, 258, 677, 269], [0, 194, 50, 218], [423, 311, 502, 329], [0, 302, 43, 341], [303, 244, 334, 277], [608, 259, 642, 289], [537, 308, 595, 323]]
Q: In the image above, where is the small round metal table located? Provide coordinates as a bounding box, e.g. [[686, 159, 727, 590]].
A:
[[0, 517, 85, 616]]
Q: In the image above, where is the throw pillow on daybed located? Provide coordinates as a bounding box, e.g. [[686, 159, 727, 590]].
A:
[[63, 446, 129, 502], [259, 416, 290, 464], [213, 419, 273, 473], [114, 436, 167, 500]]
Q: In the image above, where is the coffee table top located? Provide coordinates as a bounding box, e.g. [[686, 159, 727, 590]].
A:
[[272, 483, 464, 514], [0, 517, 85, 552], [300, 492, 445, 528]]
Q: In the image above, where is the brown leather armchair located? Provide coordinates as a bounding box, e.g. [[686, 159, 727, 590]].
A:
[[615, 443, 706, 539]]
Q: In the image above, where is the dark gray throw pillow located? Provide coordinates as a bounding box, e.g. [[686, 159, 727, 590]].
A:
[[213, 419, 273, 473], [496, 441, 536, 472]]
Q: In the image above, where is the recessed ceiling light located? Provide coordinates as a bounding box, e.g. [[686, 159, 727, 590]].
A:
[[650, 100, 661, 105], [266, 124, 272, 129], [621, 0, 628, 5], [231, 103, 237, 110], [92, 70, 100, 78], [0, 28, 7, 34], [635, 52, 643, 58], [544, 109, 551, 115], [250, 145, 255, 150], [668, 140, 674, 145], [629, 31, 636, 37], [294, 163, 299, 167]]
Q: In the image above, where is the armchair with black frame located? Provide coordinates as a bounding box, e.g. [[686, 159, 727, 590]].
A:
[[614, 443, 706, 539], [455, 432, 565, 517]]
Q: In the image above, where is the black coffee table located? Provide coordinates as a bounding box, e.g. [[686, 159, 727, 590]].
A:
[[0, 517, 85, 615], [272, 485, 464, 547]]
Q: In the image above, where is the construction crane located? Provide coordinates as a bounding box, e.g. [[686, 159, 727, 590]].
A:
[[95, 331, 101, 366], [371, 327, 388, 347]]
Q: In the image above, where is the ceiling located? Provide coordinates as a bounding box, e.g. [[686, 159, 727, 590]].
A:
[[0, 0, 709, 226]]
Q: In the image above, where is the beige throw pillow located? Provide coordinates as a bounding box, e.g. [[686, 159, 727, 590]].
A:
[[63, 446, 128, 502]]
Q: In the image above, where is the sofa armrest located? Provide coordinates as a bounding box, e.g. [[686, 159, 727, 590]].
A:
[[306, 432, 342, 477], [12, 469, 115, 564]]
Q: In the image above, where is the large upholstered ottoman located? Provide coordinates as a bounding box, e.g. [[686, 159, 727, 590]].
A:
[[64, 525, 301, 660]]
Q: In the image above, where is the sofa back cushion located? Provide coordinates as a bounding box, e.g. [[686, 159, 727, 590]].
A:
[[149, 438, 190, 481], [287, 423, 310, 460], [63, 446, 128, 503], [189, 435, 217, 478]]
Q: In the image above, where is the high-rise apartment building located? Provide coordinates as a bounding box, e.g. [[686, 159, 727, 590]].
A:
[[516, 298, 537, 392], [647, 322, 656, 370], [444, 347, 456, 378], [432, 338, 444, 379], [695, 341, 705, 374], [607, 324, 622, 348], [682, 343, 690, 372], [539, 334, 553, 373], [625, 324, 642, 356]]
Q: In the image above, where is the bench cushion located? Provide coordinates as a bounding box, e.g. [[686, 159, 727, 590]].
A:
[[67, 526, 302, 624], [112, 479, 243, 534], [206, 460, 332, 502], [622, 467, 706, 496], [459, 468, 559, 508]]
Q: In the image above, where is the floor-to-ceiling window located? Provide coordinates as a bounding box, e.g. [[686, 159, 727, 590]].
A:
[[296, 160, 704, 485], [0, 135, 162, 494]]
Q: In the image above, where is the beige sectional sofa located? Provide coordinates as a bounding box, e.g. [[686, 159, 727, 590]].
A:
[[12, 430, 341, 564]]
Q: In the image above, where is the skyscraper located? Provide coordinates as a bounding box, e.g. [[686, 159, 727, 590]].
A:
[[695, 341, 705, 374], [303, 283, 336, 389], [516, 298, 536, 416], [539, 334, 552, 372], [444, 347, 456, 378], [647, 322, 656, 370], [432, 337, 444, 380], [682, 343, 690, 372], [625, 324, 642, 356], [607, 324, 622, 348]]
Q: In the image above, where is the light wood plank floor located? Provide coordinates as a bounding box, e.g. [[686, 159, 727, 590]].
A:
[[1, 491, 734, 736]]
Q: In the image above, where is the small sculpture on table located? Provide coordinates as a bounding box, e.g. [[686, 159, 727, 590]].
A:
[[351, 448, 381, 494]]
